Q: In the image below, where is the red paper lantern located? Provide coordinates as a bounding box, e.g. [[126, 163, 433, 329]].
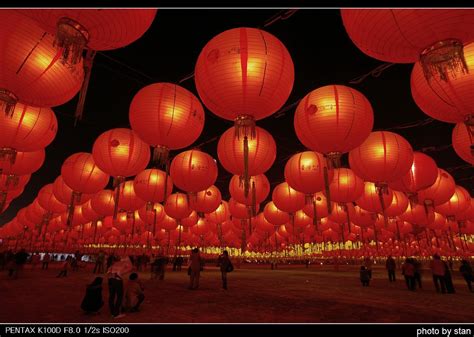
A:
[[388, 152, 438, 197], [328, 203, 355, 225], [194, 27, 294, 122], [254, 212, 274, 233], [61, 152, 110, 194], [457, 200, 474, 222], [114, 181, 146, 212], [133, 168, 173, 204], [411, 42, 474, 124], [129, 83, 205, 163], [417, 169, 456, 207], [326, 168, 364, 203], [205, 201, 230, 224], [0, 11, 84, 111], [170, 150, 218, 193], [218, 126, 276, 176], [400, 203, 435, 226], [90, 189, 115, 217], [138, 203, 165, 226], [191, 218, 211, 236], [452, 123, 474, 165], [349, 131, 414, 184], [92, 128, 150, 180], [52, 176, 92, 206], [435, 185, 471, 218], [60, 205, 87, 227], [229, 198, 259, 219], [180, 211, 198, 228], [341, 10, 474, 80], [164, 193, 192, 220], [229, 174, 270, 206], [37, 184, 67, 214], [272, 182, 305, 214], [82, 200, 101, 223], [302, 192, 329, 221], [0, 149, 45, 176], [284, 151, 330, 195], [385, 191, 409, 217], [356, 182, 394, 213], [22, 9, 157, 63], [189, 185, 222, 214], [294, 85, 374, 160]]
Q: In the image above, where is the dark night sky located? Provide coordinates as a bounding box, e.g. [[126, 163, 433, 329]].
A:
[[1, 9, 472, 225]]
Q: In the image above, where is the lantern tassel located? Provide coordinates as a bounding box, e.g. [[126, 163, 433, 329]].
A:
[[243, 136, 250, 198], [0, 89, 18, 117], [0, 148, 17, 166], [152, 145, 170, 168], [376, 184, 389, 228], [67, 191, 82, 227], [323, 166, 332, 214], [420, 39, 468, 82], [163, 159, 170, 205], [74, 49, 96, 125], [312, 198, 319, 227], [112, 176, 125, 220], [251, 181, 257, 217], [55, 17, 89, 66]]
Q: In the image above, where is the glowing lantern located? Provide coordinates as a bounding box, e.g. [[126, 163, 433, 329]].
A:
[[302, 192, 329, 222], [81, 200, 100, 223], [61, 153, 109, 194], [0, 10, 84, 113], [400, 203, 435, 226], [114, 181, 146, 213], [229, 198, 259, 219], [205, 201, 231, 224], [457, 200, 474, 222], [53, 176, 92, 206], [133, 168, 173, 204], [388, 152, 438, 200], [452, 123, 474, 165], [356, 182, 393, 214], [170, 150, 218, 194], [326, 168, 364, 203], [0, 105, 57, 164], [341, 9, 474, 81], [385, 191, 409, 217], [417, 169, 456, 207], [164, 193, 192, 220], [229, 174, 270, 206], [263, 201, 290, 226], [90, 189, 115, 217], [218, 125, 276, 196], [284, 151, 330, 196], [37, 184, 67, 215], [195, 27, 294, 124], [189, 185, 222, 214], [191, 218, 211, 236], [180, 211, 198, 228], [272, 182, 305, 215], [129, 83, 205, 164], [294, 85, 374, 166], [435, 185, 471, 218], [254, 212, 274, 233], [0, 150, 45, 176], [138, 203, 165, 227]]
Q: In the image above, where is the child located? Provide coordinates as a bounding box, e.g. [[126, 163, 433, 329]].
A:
[[81, 277, 104, 314], [360, 265, 370, 287], [124, 273, 145, 312]]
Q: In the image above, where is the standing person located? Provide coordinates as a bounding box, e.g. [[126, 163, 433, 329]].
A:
[[430, 254, 447, 294], [443, 259, 456, 294], [176, 256, 184, 271], [459, 259, 474, 292], [42, 252, 51, 270], [94, 251, 105, 274], [107, 256, 133, 319], [360, 266, 370, 287], [81, 277, 104, 314], [12, 249, 28, 279], [188, 248, 202, 290], [364, 257, 373, 279], [218, 251, 233, 290], [402, 258, 416, 291], [413, 258, 423, 289], [57, 256, 71, 278], [386, 255, 396, 282], [124, 273, 145, 312]]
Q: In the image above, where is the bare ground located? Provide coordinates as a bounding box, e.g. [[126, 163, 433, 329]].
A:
[[0, 263, 472, 323]]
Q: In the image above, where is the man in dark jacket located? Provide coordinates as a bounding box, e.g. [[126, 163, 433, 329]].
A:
[[386, 255, 396, 282]]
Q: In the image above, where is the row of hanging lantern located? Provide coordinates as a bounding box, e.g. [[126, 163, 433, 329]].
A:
[[0, 9, 158, 215], [1, 10, 473, 257]]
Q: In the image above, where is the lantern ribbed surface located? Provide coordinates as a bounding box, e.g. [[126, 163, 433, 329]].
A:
[[452, 123, 474, 165], [170, 150, 218, 193], [133, 168, 173, 203], [229, 174, 270, 206]]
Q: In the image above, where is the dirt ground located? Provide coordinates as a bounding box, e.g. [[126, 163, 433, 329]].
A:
[[0, 262, 473, 323]]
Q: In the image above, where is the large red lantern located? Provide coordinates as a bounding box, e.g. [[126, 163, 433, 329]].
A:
[[229, 198, 259, 219], [0, 11, 84, 113], [194, 27, 294, 124], [228, 174, 270, 206], [452, 123, 474, 165], [400, 203, 435, 226], [385, 191, 409, 217], [129, 83, 205, 164], [341, 10, 474, 81], [205, 201, 231, 224], [170, 150, 218, 194], [435, 185, 471, 219], [133, 168, 173, 204], [302, 192, 329, 222], [284, 151, 330, 195], [417, 169, 456, 207], [326, 168, 364, 203], [114, 181, 146, 213], [189, 185, 222, 214], [0, 150, 45, 176], [356, 182, 394, 214], [164, 193, 192, 220], [388, 152, 438, 199], [272, 182, 305, 214], [37, 184, 67, 215], [53, 176, 92, 206], [349, 131, 414, 185], [294, 85, 374, 165], [90, 189, 115, 217]]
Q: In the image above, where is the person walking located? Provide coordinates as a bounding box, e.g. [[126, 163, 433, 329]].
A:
[[459, 259, 474, 292], [218, 250, 233, 290], [413, 258, 423, 289], [42, 252, 51, 270], [443, 259, 456, 294], [360, 266, 370, 287], [402, 258, 416, 291], [430, 254, 447, 294], [188, 248, 202, 290], [386, 255, 396, 282]]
